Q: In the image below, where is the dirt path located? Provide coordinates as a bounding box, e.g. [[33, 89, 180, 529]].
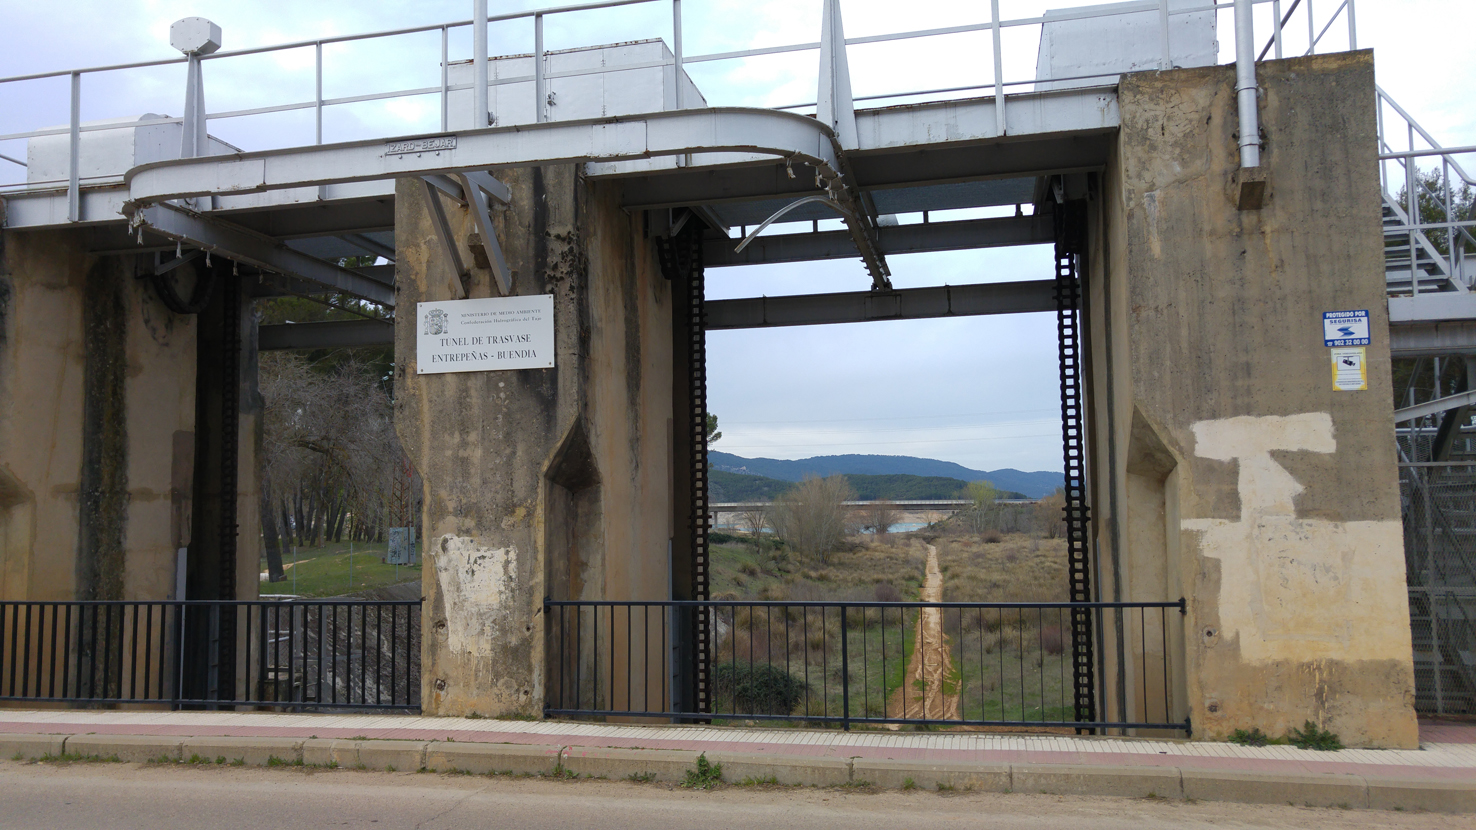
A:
[[885, 543, 960, 722]]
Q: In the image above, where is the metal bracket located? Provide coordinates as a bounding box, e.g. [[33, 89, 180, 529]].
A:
[[420, 171, 513, 298], [421, 178, 470, 298], [458, 171, 513, 295]]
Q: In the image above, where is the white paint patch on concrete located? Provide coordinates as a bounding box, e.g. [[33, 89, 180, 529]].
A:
[[432, 535, 518, 657], [1183, 413, 1407, 663]]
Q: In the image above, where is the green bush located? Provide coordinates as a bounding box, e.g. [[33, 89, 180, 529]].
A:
[[709, 531, 740, 545], [1228, 727, 1272, 747], [1288, 720, 1343, 751], [713, 662, 808, 715]]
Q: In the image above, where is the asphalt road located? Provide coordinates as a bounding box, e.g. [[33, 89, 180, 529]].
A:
[[1, 761, 1468, 830]]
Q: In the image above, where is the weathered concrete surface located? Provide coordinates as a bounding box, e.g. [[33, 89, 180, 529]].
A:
[[1091, 51, 1418, 747], [395, 167, 674, 717], [0, 228, 260, 699]]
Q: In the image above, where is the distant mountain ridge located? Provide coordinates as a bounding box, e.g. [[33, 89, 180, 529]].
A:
[[709, 470, 1026, 503], [708, 451, 1063, 499]]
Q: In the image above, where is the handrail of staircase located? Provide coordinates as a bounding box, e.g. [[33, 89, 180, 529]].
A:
[[1379, 86, 1476, 188]]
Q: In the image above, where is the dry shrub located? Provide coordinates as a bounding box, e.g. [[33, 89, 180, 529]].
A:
[[1038, 625, 1065, 655], [982, 530, 1002, 544], [787, 581, 826, 602], [873, 582, 902, 603]]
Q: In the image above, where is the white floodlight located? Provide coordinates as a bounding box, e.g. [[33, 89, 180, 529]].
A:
[[170, 18, 222, 56]]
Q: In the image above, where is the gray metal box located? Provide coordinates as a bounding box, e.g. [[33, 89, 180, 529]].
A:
[[446, 39, 706, 130], [1036, 0, 1219, 91], [386, 527, 416, 566], [26, 113, 238, 187]]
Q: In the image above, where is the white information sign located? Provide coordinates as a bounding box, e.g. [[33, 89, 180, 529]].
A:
[[1331, 347, 1367, 391], [1323, 309, 1370, 347], [417, 294, 555, 374]]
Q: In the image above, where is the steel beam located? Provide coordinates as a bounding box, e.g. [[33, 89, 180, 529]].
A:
[[1390, 319, 1476, 357], [132, 204, 396, 306], [123, 108, 843, 206], [259, 319, 393, 351], [1394, 390, 1476, 424], [705, 279, 1055, 330], [705, 214, 1052, 267]]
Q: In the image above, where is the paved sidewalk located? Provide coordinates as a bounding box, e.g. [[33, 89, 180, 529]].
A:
[[2, 710, 1473, 811]]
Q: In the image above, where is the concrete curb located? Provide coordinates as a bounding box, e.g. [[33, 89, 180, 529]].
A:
[[2, 732, 1472, 812]]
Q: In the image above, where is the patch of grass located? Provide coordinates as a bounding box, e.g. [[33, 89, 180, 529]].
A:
[[350, 735, 369, 741], [266, 755, 305, 767], [936, 782, 955, 792], [739, 774, 779, 786], [682, 753, 723, 789], [11, 751, 24, 761], [901, 777, 917, 791], [258, 539, 417, 598], [39, 752, 121, 764], [384, 764, 396, 772], [626, 771, 656, 783], [1228, 727, 1280, 747], [1288, 721, 1343, 752], [465, 712, 486, 719], [147, 754, 178, 765], [841, 779, 875, 791], [229, 758, 246, 767]]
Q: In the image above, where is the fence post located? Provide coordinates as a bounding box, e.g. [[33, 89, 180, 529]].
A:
[[840, 605, 850, 730]]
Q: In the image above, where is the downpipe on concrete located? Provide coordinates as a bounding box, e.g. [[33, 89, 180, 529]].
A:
[[1234, 0, 1261, 169]]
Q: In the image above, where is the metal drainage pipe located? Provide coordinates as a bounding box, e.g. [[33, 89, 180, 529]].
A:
[[1234, 0, 1261, 168]]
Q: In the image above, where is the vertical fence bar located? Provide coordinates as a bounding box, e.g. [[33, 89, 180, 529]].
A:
[[672, 0, 684, 109], [840, 605, 850, 730], [440, 26, 450, 132], [314, 43, 323, 145], [474, 0, 489, 128], [1157, 0, 1171, 70], [21, 604, 32, 698], [49, 604, 60, 698], [67, 72, 80, 222], [1346, 0, 1356, 49], [62, 604, 72, 699], [534, 13, 546, 123], [1272, 0, 1283, 59], [990, 1, 1004, 137]]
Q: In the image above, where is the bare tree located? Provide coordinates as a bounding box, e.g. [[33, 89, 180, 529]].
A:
[[769, 475, 854, 564], [861, 500, 899, 539], [738, 506, 768, 553], [962, 480, 999, 534], [1034, 488, 1067, 539], [260, 352, 406, 557]]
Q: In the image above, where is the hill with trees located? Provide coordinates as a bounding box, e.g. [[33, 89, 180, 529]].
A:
[[709, 451, 1061, 498]]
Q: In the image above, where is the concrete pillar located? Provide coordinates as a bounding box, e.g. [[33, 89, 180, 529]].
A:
[[395, 167, 674, 717], [1092, 51, 1419, 747], [0, 226, 260, 700]]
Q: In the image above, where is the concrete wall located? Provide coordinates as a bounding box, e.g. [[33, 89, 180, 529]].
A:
[[395, 167, 673, 717], [1092, 51, 1418, 747], [0, 226, 260, 699]]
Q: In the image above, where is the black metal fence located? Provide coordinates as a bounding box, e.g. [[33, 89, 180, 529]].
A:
[[1399, 462, 1476, 714], [0, 599, 421, 711], [545, 599, 1187, 732]]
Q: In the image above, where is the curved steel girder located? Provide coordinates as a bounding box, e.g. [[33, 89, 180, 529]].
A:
[[119, 107, 887, 285]]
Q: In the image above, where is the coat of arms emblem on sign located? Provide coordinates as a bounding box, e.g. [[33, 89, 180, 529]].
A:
[[423, 308, 449, 336]]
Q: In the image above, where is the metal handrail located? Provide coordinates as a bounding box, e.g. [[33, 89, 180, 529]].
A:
[[1, 0, 1361, 204]]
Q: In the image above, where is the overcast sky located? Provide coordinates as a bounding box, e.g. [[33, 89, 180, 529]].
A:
[[3, 0, 1472, 474]]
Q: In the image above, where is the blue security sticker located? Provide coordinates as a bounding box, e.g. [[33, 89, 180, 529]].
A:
[[1323, 310, 1370, 347]]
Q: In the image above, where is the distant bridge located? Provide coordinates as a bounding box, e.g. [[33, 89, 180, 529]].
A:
[[710, 498, 1037, 517]]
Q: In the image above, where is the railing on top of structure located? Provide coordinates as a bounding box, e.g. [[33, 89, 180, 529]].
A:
[[1377, 90, 1476, 299], [545, 598, 1188, 733], [0, 0, 1360, 210], [0, 599, 422, 712]]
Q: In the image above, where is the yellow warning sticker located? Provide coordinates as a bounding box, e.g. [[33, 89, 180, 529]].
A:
[[1331, 347, 1367, 391]]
